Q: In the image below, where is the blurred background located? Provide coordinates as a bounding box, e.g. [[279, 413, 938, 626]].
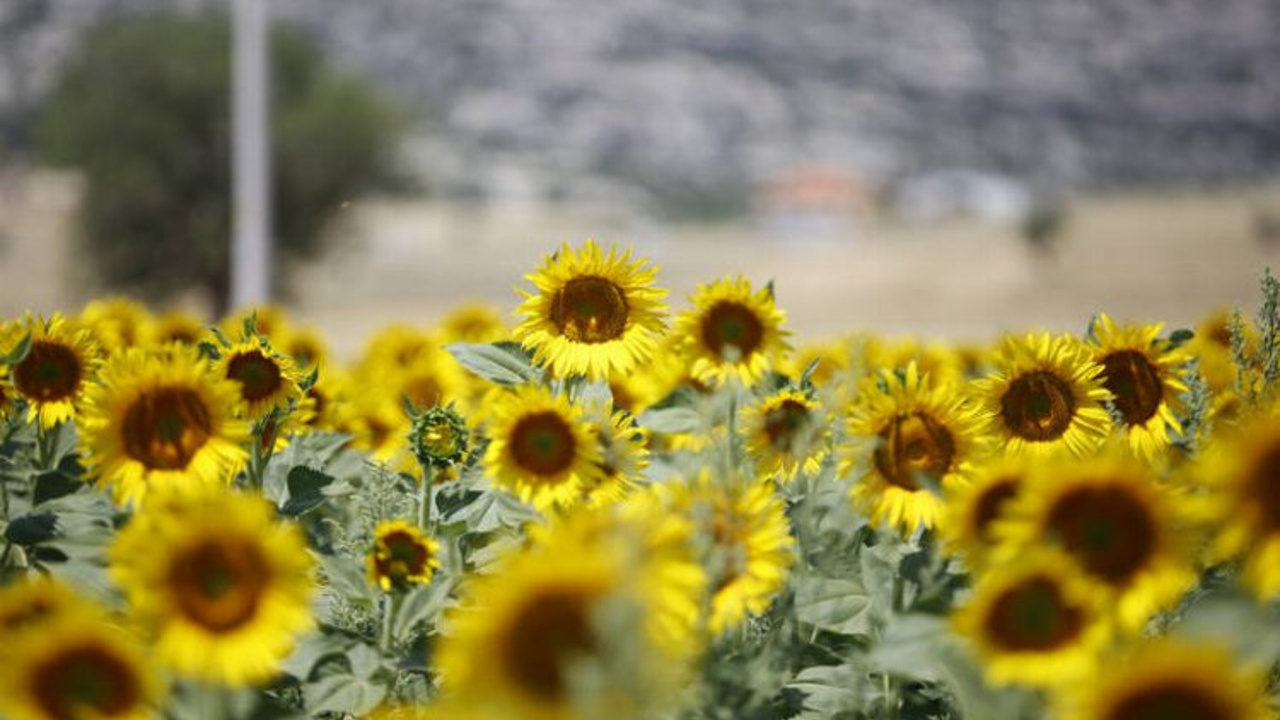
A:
[[1, 0, 1279, 356]]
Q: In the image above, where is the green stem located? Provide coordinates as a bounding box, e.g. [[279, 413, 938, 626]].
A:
[[35, 422, 58, 471], [883, 672, 899, 720], [417, 465, 434, 530], [380, 592, 400, 654], [725, 381, 739, 479]]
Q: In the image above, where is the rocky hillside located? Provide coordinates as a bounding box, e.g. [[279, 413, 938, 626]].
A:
[[4, 0, 1279, 209]]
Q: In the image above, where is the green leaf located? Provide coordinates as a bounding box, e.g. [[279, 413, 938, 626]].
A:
[[393, 579, 455, 638], [637, 407, 703, 434], [786, 664, 861, 715], [1167, 328, 1195, 350], [302, 674, 388, 716], [32, 471, 82, 505], [0, 332, 31, 365], [347, 642, 385, 680], [280, 631, 354, 681], [794, 575, 873, 636], [444, 342, 540, 386], [5, 512, 58, 545], [447, 488, 540, 533], [282, 466, 335, 516], [321, 555, 374, 602], [867, 613, 949, 682]]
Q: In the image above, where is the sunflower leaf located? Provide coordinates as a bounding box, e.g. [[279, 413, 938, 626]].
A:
[[0, 331, 31, 365], [1166, 328, 1195, 350], [302, 674, 387, 716], [794, 575, 873, 636], [5, 511, 58, 545], [445, 342, 540, 386], [637, 407, 703, 434], [393, 578, 455, 638], [786, 664, 861, 715], [282, 466, 335, 516], [32, 471, 82, 505]]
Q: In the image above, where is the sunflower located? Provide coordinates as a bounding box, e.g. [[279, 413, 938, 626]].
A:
[[215, 338, 303, 419], [0, 612, 158, 720], [8, 314, 100, 428], [80, 345, 249, 506], [940, 456, 1039, 569], [1088, 313, 1190, 459], [151, 310, 207, 347], [368, 520, 441, 593], [278, 325, 329, 370], [577, 400, 648, 507], [844, 364, 988, 535], [673, 471, 794, 635], [674, 276, 790, 387], [483, 385, 603, 512], [975, 332, 1112, 457], [436, 512, 694, 720], [108, 489, 315, 686], [1055, 639, 1270, 720], [0, 577, 86, 640], [952, 549, 1111, 688], [220, 305, 289, 342], [741, 389, 829, 484], [440, 303, 508, 344], [79, 297, 152, 354], [513, 240, 667, 381], [1203, 415, 1280, 599], [994, 452, 1195, 631]]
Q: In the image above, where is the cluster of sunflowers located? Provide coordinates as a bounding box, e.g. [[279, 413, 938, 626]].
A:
[[1, 241, 1280, 720]]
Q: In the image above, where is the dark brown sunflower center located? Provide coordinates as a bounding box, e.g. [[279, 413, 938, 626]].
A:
[[763, 399, 811, 453], [701, 301, 765, 361], [14, 340, 83, 402], [1046, 485, 1156, 584], [1101, 350, 1164, 426], [873, 411, 956, 491], [375, 531, 430, 581], [121, 388, 213, 471], [170, 539, 269, 633], [33, 644, 142, 720], [1248, 443, 1280, 531], [502, 588, 597, 702], [1105, 682, 1232, 720], [984, 576, 1084, 651], [226, 350, 283, 403], [551, 276, 629, 344], [972, 477, 1020, 542], [1000, 370, 1077, 442], [510, 411, 577, 478]]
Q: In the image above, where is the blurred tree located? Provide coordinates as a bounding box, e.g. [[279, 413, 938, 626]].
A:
[[38, 13, 406, 314]]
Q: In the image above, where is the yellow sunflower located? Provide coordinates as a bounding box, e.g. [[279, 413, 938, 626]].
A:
[[278, 325, 329, 370], [80, 345, 249, 506], [1202, 414, 1280, 599], [8, 314, 101, 428], [674, 276, 791, 387], [994, 452, 1196, 632], [214, 338, 303, 419], [1055, 639, 1270, 720], [482, 385, 603, 512], [108, 489, 315, 686], [368, 520, 441, 593], [741, 389, 829, 484], [578, 400, 649, 507], [975, 332, 1112, 457], [1088, 313, 1190, 459], [439, 303, 508, 344], [939, 456, 1039, 569], [151, 309, 207, 347], [0, 577, 86, 641], [673, 470, 795, 635], [844, 364, 987, 535], [436, 510, 694, 720], [513, 240, 667, 381], [0, 364, 16, 420], [79, 296, 152, 354], [952, 549, 1112, 688], [0, 611, 158, 720]]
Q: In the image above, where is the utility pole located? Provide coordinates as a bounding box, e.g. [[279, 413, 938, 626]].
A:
[[230, 0, 271, 308]]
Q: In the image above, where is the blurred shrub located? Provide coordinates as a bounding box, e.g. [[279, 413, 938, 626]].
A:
[[38, 13, 406, 312]]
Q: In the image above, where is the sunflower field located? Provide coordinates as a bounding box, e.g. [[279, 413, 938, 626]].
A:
[[3, 241, 1280, 720]]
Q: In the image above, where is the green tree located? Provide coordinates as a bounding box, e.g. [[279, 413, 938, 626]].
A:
[[38, 13, 406, 313]]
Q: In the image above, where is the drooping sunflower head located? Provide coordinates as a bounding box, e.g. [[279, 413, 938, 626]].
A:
[[675, 276, 791, 387], [0, 611, 159, 720], [1088, 313, 1190, 459], [215, 338, 303, 419], [513, 240, 668, 382], [741, 389, 829, 484], [483, 385, 603, 512], [108, 489, 315, 686], [437, 515, 693, 720], [673, 470, 795, 635], [80, 345, 249, 507], [996, 452, 1195, 631], [9, 314, 101, 428], [1055, 639, 1270, 720], [976, 332, 1112, 457], [368, 520, 441, 593], [952, 549, 1111, 688], [940, 456, 1039, 569], [844, 363, 988, 535]]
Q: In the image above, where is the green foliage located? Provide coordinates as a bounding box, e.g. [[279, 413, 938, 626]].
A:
[[37, 13, 406, 311]]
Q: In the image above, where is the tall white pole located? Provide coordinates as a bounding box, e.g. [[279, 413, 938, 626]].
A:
[[231, 0, 271, 309]]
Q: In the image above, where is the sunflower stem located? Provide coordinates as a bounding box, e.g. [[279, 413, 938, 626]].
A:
[[725, 381, 739, 479], [417, 465, 434, 530], [882, 672, 899, 720], [380, 592, 400, 654], [34, 422, 58, 472]]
